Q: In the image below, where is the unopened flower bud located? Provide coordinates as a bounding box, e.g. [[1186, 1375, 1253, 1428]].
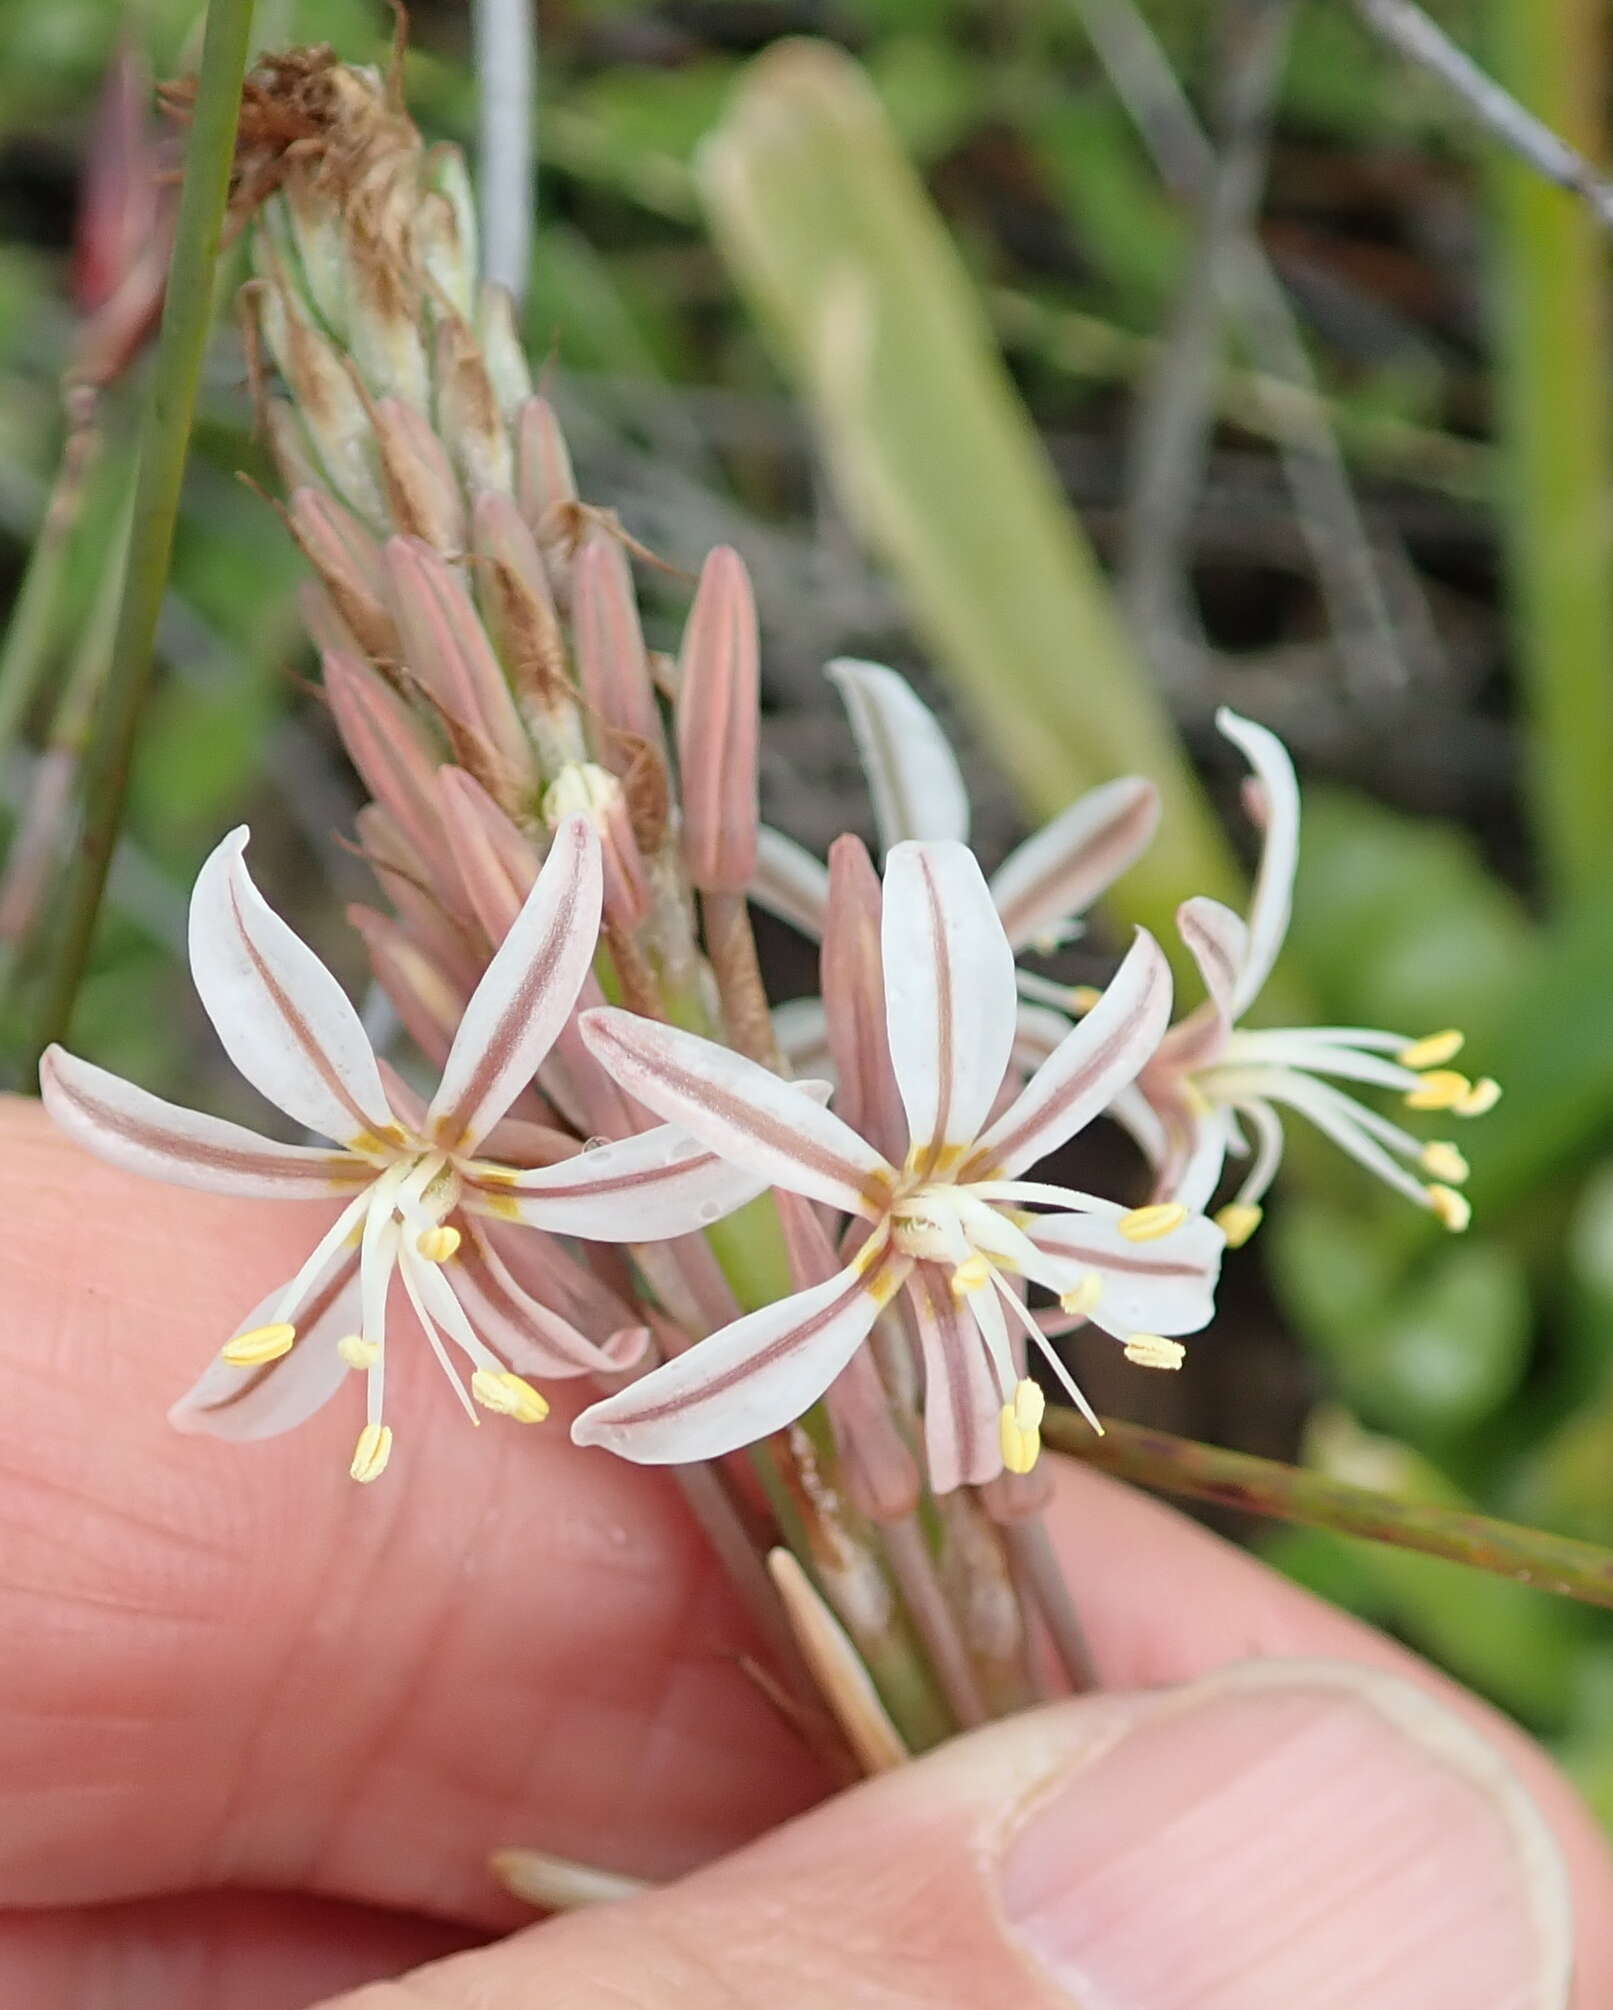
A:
[[676, 546, 759, 893], [287, 488, 398, 659], [436, 766, 540, 944], [323, 650, 448, 874], [515, 397, 579, 554], [470, 493, 584, 768], [822, 835, 906, 1164], [369, 396, 466, 552], [477, 282, 534, 421], [543, 762, 650, 928], [434, 313, 513, 497], [419, 145, 479, 320], [349, 904, 467, 1069], [248, 269, 385, 526]]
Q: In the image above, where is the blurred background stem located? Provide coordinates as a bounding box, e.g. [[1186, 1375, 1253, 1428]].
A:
[[1486, 0, 1613, 911], [27, 0, 254, 1064]]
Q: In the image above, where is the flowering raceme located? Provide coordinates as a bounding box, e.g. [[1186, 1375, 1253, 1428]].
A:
[[572, 840, 1223, 1490], [40, 815, 776, 1481]]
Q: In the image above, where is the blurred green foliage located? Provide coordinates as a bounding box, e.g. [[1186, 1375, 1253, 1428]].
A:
[[5, 0, 1613, 1821]]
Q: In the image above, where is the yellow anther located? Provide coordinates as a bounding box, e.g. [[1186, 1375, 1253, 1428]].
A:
[[1215, 1202, 1263, 1249], [1455, 1076, 1501, 1118], [1420, 1141, 1470, 1184], [1124, 1333, 1187, 1370], [1119, 1202, 1187, 1242], [220, 1322, 295, 1366], [950, 1253, 993, 1297], [350, 1422, 394, 1484], [416, 1223, 461, 1263], [471, 1368, 550, 1423], [1404, 1069, 1472, 1112], [1068, 984, 1103, 1014], [1058, 1273, 1103, 1318], [1426, 1183, 1472, 1232], [1011, 1377, 1045, 1432], [1398, 1029, 1464, 1071], [998, 1403, 1041, 1476], [337, 1334, 380, 1371]]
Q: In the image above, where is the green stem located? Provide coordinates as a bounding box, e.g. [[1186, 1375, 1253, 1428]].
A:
[[1048, 1414, 1613, 1612], [1486, 0, 1613, 909], [0, 423, 101, 770], [28, 0, 256, 1061]]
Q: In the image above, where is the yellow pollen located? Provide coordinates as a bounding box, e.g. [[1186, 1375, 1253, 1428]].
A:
[[950, 1253, 993, 1297], [1397, 1029, 1464, 1071], [1124, 1333, 1187, 1370], [1012, 1377, 1045, 1431], [1068, 984, 1103, 1014], [1426, 1183, 1472, 1232], [337, 1334, 380, 1370], [1058, 1273, 1103, 1318], [998, 1403, 1041, 1476], [350, 1423, 393, 1484], [471, 1368, 550, 1423], [1120, 1202, 1187, 1242], [1420, 1141, 1469, 1184], [416, 1224, 461, 1263], [221, 1322, 295, 1366], [1215, 1202, 1263, 1248], [1455, 1076, 1501, 1118], [1404, 1069, 1471, 1112]]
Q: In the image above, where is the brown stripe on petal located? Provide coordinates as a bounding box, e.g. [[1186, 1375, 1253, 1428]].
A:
[[592, 1024, 892, 1214], [1028, 1233, 1205, 1281], [612, 1241, 906, 1429], [1179, 908, 1240, 1009], [202, 1256, 358, 1415], [995, 789, 1157, 947], [915, 850, 955, 1175], [914, 1261, 986, 1483], [57, 1068, 366, 1190], [961, 1004, 1142, 1182], [228, 873, 380, 1141], [476, 1141, 723, 1205], [433, 828, 586, 1149]]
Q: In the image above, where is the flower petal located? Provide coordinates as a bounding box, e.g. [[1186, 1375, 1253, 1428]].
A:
[[40, 1045, 367, 1198], [427, 812, 603, 1152], [882, 840, 1017, 1166], [188, 827, 395, 1146], [580, 1007, 892, 1216], [452, 1222, 649, 1376], [908, 1260, 1003, 1492], [990, 778, 1160, 952], [1176, 896, 1248, 1026], [1024, 1210, 1223, 1338], [965, 930, 1172, 1179], [571, 1241, 911, 1463], [471, 1121, 778, 1240], [827, 659, 969, 849], [750, 825, 831, 939], [1217, 707, 1299, 1016], [169, 1255, 358, 1441]]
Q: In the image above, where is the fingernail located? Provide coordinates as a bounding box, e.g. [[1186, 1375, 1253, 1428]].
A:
[[997, 1659, 1571, 2009]]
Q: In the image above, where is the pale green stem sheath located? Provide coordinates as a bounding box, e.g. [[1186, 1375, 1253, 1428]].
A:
[[30, 0, 256, 1059], [1486, 0, 1613, 909], [1049, 1413, 1613, 1612]]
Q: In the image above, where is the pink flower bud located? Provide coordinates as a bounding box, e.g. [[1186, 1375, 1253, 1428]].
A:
[[675, 547, 759, 893], [287, 488, 398, 660], [822, 835, 906, 1166], [469, 493, 585, 768], [384, 537, 534, 799], [515, 397, 579, 578], [574, 530, 667, 768], [348, 903, 468, 1069], [354, 803, 482, 992], [369, 397, 466, 553], [322, 650, 447, 878], [435, 765, 541, 945]]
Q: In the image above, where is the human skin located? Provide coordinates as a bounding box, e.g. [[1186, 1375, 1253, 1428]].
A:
[[2, 1094, 1610, 2007]]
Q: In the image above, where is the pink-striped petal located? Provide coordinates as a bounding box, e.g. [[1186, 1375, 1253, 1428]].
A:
[[40, 1047, 366, 1198], [828, 659, 969, 849], [908, 1260, 1002, 1492], [453, 1223, 648, 1376], [1217, 707, 1299, 1015], [426, 812, 602, 1152], [571, 1240, 911, 1463], [991, 777, 1160, 952], [1176, 895, 1248, 1026], [169, 1256, 358, 1441], [580, 1007, 892, 1217], [751, 825, 830, 939], [471, 1121, 777, 1240], [882, 840, 1017, 1167], [188, 827, 396, 1147], [1023, 1210, 1223, 1338], [965, 930, 1171, 1180]]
